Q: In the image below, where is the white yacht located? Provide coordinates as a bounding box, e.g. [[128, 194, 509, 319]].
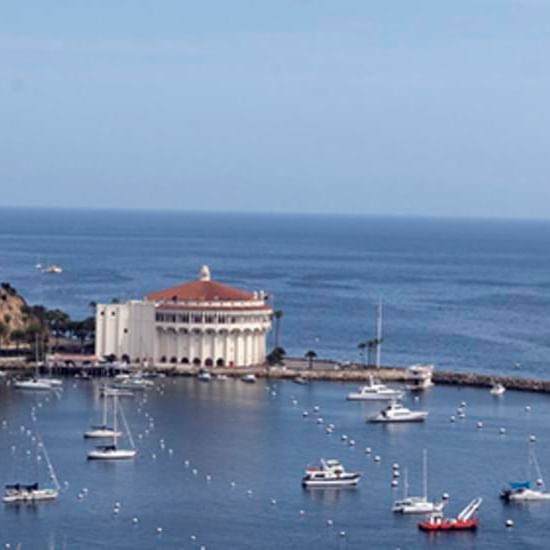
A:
[[368, 401, 428, 423], [392, 450, 443, 514], [501, 447, 550, 502], [100, 385, 135, 398], [84, 395, 122, 439], [347, 376, 403, 401], [490, 382, 506, 396], [14, 378, 54, 391], [405, 364, 434, 391], [43, 265, 63, 274], [3, 436, 60, 503], [302, 459, 361, 488], [87, 395, 137, 460], [197, 371, 212, 382], [241, 374, 257, 384]]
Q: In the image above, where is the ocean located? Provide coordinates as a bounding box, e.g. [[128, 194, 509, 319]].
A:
[[1, 207, 549, 378]]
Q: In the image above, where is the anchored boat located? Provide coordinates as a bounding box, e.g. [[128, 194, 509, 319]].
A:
[[501, 446, 550, 501], [302, 459, 361, 488], [369, 401, 428, 423], [418, 497, 482, 532], [347, 376, 403, 401], [84, 394, 122, 439]]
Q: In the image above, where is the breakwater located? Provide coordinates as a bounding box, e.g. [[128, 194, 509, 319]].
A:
[[2, 358, 550, 394]]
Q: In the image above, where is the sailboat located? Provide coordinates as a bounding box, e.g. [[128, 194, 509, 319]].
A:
[[87, 395, 137, 460], [84, 395, 122, 439], [392, 450, 443, 514], [3, 435, 60, 503], [500, 445, 550, 501], [14, 338, 62, 391]]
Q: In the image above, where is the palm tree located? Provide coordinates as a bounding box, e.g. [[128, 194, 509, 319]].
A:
[[45, 309, 70, 352], [0, 322, 7, 350], [305, 350, 317, 370], [357, 341, 367, 367], [10, 329, 25, 351], [273, 310, 283, 349]]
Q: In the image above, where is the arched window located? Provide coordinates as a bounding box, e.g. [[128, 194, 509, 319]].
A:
[[181, 357, 189, 364], [192, 357, 201, 366], [204, 358, 213, 367], [216, 358, 225, 367]]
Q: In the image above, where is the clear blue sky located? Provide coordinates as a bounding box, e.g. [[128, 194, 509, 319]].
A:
[[1, 0, 550, 217]]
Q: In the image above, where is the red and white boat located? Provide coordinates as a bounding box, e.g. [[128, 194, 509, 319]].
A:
[[418, 497, 482, 532]]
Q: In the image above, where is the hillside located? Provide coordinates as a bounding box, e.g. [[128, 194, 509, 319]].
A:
[[0, 282, 42, 346]]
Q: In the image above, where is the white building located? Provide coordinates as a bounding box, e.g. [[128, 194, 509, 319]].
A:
[[95, 266, 272, 367]]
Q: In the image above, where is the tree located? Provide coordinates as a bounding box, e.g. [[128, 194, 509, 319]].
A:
[[272, 310, 283, 349], [10, 329, 25, 351], [357, 341, 367, 367], [45, 309, 71, 352], [0, 322, 7, 349], [305, 350, 317, 370], [266, 346, 286, 366]]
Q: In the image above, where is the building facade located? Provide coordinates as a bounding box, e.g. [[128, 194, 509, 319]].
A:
[[95, 266, 272, 367]]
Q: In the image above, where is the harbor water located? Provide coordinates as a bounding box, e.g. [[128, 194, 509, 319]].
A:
[[0, 378, 549, 549]]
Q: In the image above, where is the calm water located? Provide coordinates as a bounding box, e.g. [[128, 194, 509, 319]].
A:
[[1, 378, 549, 549], [1, 207, 550, 378]]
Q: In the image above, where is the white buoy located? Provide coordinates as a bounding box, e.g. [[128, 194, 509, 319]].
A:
[[156, 527, 163, 535], [317, 418, 323, 424], [299, 509, 305, 516], [339, 531, 346, 537], [537, 478, 544, 486], [391, 479, 399, 487], [460, 401, 467, 408], [500, 427, 506, 435], [313, 406, 320, 413], [450, 416, 456, 423], [365, 447, 372, 454], [327, 519, 333, 526], [132, 517, 139, 524], [506, 519, 514, 528], [529, 435, 537, 443], [302, 411, 309, 417], [349, 439, 355, 446], [477, 422, 483, 429], [341, 434, 348, 441], [392, 463, 399, 470], [190, 535, 197, 541], [393, 470, 400, 478], [442, 492, 449, 500], [525, 405, 531, 412], [374, 455, 381, 463], [247, 489, 253, 496], [271, 499, 277, 505]]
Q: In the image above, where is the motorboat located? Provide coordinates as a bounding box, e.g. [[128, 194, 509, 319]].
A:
[[490, 383, 506, 396], [302, 459, 361, 488], [3, 435, 60, 504], [37, 377, 63, 387], [368, 401, 428, 423], [393, 450, 443, 514], [112, 374, 153, 390], [14, 378, 54, 391], [100, 385, 135, 398], [84, 395, 122, 439], [347, 376, 403, 401], [418, 498, 482, 532], [87, 395, 137, 460], [500, 446, 550, 502], [43, 265, 63, 274], [406, 364, 434, 391], [197, 371, 212, 382], [3, 483, 58, 503], [241, 374, 257, 384], [293, 376, 308, 385]]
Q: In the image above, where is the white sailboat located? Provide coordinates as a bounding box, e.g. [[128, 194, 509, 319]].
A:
[[392, 450, 443, 514], [3, 435, 60, 503], [87, 395, 137, 460], [84, 395, 122, 439], [501, 445, 550, 501]]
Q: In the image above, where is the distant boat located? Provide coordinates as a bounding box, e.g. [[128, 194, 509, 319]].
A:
[[347, 376, 403, 401], [100, 385, 135, 398], [500, 446, 550, 501], [418, 498, 482, 532], [490, 382, 506, 396], [241, 374, 257, 384], [293, 376, 308, 385], [406, 364, 434, 391], [368, 401, 428, 423], [3, 435, 60, 503], [197, 371, 212, 382], [393, 450, 443, 514], [84, 394, 122, 439], [87, 395, 136, 460], [14, 378, 54, 391], [43, 265, 63, 274], [302, 459, 361, 488]]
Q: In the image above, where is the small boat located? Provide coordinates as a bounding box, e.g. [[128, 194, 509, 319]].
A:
[[347, 376, 403, 401], [43, 265, 63, 274], [293, 376, 308, 385], [14, 378, 54, 391], [37, 377, 63, 387], [418, 498, 482, 532], [406, 364, 434, 391], [84, 395, 122, 439], [490, 382, 506, 396], [3, 435, 60, 504], [216, 374, 229, 380], [500, 447, 550, 501], [241, 374, 257, 384], [368, 401, 428, 423], [87, 395, 136, 460], [302, 459, 361, 488], [100, 386, 135, 398], [393, 450, 443, 514], [197, 371, 212, 382]]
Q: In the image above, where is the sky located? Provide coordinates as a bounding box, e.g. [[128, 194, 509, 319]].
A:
[[1, 0, 550, 218]]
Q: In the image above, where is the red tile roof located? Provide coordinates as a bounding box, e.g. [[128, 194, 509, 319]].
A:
[[146, 280, 256, 303]]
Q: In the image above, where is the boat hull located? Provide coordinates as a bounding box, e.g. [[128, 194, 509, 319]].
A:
[[501, 489, 550, 502], [347, 393, 403, 401], [419, 519, 478, 532], [3, 489, 58, 503], [302, 474, 361, 488], [87, 449, 137, 460], [369, 413, 428, 423], [14, 381, 53, 391], [83, 429, 122, 439]]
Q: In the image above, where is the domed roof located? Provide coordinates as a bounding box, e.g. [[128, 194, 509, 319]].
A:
[[146, 266, 256, 303]]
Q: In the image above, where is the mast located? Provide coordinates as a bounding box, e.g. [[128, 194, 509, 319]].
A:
[[113, 394, 119, 447], [423, 449, 428, 500], [102, 394, 108, 426], [375, 300, 383, 369], [119, 401, 136, 450], [403, 467, 409, 499], [36, 434, 60, 491]]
